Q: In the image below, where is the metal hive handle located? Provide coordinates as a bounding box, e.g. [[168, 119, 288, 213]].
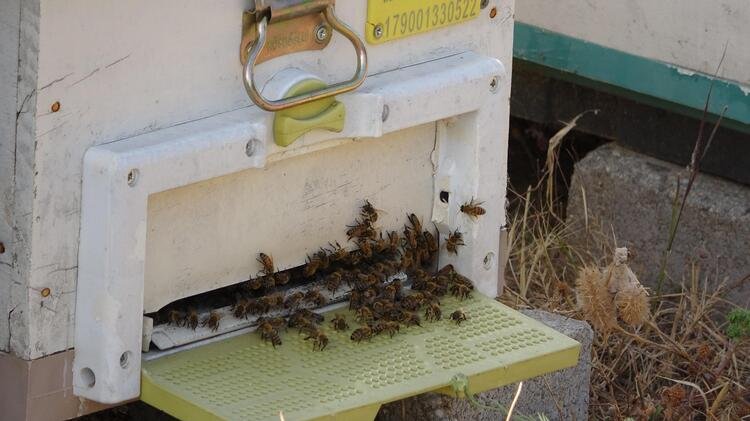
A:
[[243, 5, 368, 112]]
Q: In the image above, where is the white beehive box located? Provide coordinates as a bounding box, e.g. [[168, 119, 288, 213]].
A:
[[1, 0, 515, 415]]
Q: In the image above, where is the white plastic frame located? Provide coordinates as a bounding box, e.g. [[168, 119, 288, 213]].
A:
[[73, 52, 505, 403]]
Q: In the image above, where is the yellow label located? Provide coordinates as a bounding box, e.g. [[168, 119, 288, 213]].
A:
[[366, 0, 482, 44]]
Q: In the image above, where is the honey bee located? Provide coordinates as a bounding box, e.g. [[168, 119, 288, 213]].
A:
[[373, 321, 400, 338], [261, 275, 276, 290], [246, 277, 264, 291], [232, 299, 250, 319], [273, 272, 290, 286], [258, 316, 286, 329], [450, 283, 472, 300], [303, 289, 326, 307], [305, 329, 329, 351], [257, 293, 283, 314], [361, 200, 379, 223], [460, 198, 486, 219], [356, 306, 374, 323], [387, 231, 400, 253], [400, 312, 421, 327], [445, 230, 465, 254], [257, 252, 275, 275], [315, 248, 331, 271], [303, 254, 321, 277], [328, 242, 349, 262], [331, 314, 349, 331], [358, 240, 373, 259], [383, 280, 402, 300], [185, 308, 200, 330], [258, 319, 282, 348], [284, 291, 304, 309], [350, 326, 373, 343], [288, 309, 323, 330], [424, 302, 442, 321], [201, 311, 222, 332], [438, 264, 455, 275], [400, 294, 422, 311], [423, 230, 438, 253], [372, 298, 396, 315], [349, 290, 363, 310], [450, 309, 468, 325], [325, 271, 343, 294], [347, 219, 375, 241], [399, 251, 414, 271], [403, 227, 418, 249], [407, 213, 423, 233], [166, 309, 185, 326]]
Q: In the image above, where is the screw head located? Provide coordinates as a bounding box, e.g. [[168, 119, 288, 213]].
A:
[[483, 252, 495, 270], [489, 76, 499, 92], [245, 139, 260, 157], [51, 101, 61, 112], [315, 25, 329, 43], [41, 288, 51, 297], [127, 169, 139, 187], [373, 24, 384, 39], [381, 104, 390, 122]]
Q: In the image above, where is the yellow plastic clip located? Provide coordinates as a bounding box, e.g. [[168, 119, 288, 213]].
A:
[[273, 78, 346, 147]]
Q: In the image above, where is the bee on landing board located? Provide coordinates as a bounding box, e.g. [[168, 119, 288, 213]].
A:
[[304, 329, 329, 351], [373, 321, 400, 338], [424, 302, 442, 321], [284, 291, 304, 309], [350, 326, 373, 343], [185, 308, 200, 330], [450, 309, 468, 325], [325, 271, 343, 294], [330, 314, 349, 331], [166, 309, 185, 327], [445, 230, 465, 255], [303, 289, 326, 307], [201, 311, 222, 332], [460, 198, 486, 220]]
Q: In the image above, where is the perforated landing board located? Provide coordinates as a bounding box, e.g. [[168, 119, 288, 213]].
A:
[[141, 294, 580, 421]]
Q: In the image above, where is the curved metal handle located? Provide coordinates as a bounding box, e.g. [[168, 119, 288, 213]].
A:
[[243, 5, 368, 112]]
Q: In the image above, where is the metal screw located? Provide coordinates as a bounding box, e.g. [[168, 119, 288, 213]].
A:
[[245, 139, 259, 157], [480, 0, 490, 9], [41, 288, 51, 297], [483, 252, 495, 270], [315, 24, 329, 43], [489, 7, 498, 18], [51, 101, 61, 112], [489, 76, 499, 92], [127, 169, 139, 187], [381, 104, 389, 122], [373, 24, 384, 39]]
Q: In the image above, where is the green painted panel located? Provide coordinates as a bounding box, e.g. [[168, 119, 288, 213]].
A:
[[513, 22, 750, 130]]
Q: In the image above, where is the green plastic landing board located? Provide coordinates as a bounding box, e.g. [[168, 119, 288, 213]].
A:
[[141, 294, 580, 421]]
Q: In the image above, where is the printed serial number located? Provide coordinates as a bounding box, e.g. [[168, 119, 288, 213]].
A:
[[368, 0, 481, 44]]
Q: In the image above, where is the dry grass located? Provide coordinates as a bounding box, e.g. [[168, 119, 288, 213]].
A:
[[501, 176, 750, 420]]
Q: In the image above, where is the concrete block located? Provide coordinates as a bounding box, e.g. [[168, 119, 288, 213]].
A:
[[566, 144, 750, 306], [376, 310, 593, 421]]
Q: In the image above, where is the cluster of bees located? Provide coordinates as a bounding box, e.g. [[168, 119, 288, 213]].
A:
[[156, 198, 486, 352]]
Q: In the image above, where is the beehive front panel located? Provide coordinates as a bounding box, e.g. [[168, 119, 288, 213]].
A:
[[144, 123, 436, 312]]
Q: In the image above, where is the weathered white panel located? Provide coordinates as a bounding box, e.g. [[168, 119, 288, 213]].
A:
[[145, 124, 435, 312], [23, 0, 514, 361], [516, 0, 750, 86], [0, 0, 21, 353]]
